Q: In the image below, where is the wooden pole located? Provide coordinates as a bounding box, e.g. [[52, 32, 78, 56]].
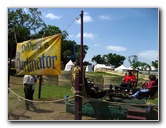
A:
[[38, 75, 42, 99], [74, 67, 81, 120], [38, 32, 45, 99], [75, 10, 83, 120], [80, 12, 83, 75]]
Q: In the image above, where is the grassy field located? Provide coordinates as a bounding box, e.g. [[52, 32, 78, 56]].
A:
[[9, 78, 74, 100]]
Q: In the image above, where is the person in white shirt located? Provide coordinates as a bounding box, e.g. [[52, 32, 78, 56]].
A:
[[23, 75, 37, 110]]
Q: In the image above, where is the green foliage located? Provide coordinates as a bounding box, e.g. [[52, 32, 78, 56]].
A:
[[8, 8, 46, 42], [152, 60, 158, 69], [61, 40, 89, 65], [32, 25, 68, 40], [92, 55, 106, 64], [107, 53, 126, 67], [83, 61, 92, 66], [8, 8, 46, 58], [147, 98, 158, 105], [91, 53, 125, 67], [128, 55, 138, 69], [128, 55, 153, 70]]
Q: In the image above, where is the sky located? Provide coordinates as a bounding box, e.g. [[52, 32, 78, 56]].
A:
[[22, 8, 159, 67]]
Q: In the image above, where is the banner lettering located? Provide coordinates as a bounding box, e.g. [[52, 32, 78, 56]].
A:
[[15, 34, 62, 75]]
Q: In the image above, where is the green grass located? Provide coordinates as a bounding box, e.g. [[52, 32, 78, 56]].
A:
[[147, 98, 158, 105], [34, 84, 73, 100], [10, 84, 74, 101]]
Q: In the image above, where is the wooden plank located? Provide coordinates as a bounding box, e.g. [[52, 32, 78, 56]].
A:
[[127, 115, 146, 120], [128, 109, 147, 114]]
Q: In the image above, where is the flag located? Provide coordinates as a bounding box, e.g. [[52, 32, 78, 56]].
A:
[[15, 34, 62, 75]]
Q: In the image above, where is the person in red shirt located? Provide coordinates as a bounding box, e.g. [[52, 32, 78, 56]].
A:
[[142, 79, 155, 89], [121, 71, 136, 89], [131, 74, 156, 98]]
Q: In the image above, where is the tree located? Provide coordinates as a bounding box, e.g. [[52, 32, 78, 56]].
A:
[[61, 40, 89, 66], [137, 62, 148, 70], [107, 53, 126, 67], [128, 55, 138, 69], [91, 55, 107, 64], [83, 61, 92, 66], [32, 25, 68, 40], [91, 53, 125, 67], [76, 44, 89, 62], [8, 8, 46, 58], [152, 60, 158, 69]]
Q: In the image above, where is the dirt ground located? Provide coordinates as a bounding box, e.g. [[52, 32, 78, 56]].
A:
[[8, 100, 97, 120]]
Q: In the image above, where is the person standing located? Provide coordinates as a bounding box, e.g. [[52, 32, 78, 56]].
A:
[[23, 75, 37, 110]]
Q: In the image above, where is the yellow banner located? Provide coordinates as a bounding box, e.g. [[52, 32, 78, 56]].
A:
[[15, 34, 62, 75]]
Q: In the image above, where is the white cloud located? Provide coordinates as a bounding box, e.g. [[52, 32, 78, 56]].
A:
[[44, 13, 62, 20], [75, 12, 94, 24], [99, 15, 111, 20], [76, 32, 96, 39], [106, 45, 127, 51], [138, 50, 158, 61]]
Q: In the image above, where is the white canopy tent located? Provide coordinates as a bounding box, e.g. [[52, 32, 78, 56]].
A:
[[64, 60, 75, 71], [85, 65, 93, 72], [127, 66, 133, 70], [114, 65, 128, 72], [151, 66, 156, 71], [94, 64, 106, 72]]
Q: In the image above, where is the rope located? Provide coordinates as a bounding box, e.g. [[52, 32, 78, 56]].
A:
[[8, 88, 74, 103], [63, 15, 80, 32], [8, 87, 158, 107]]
